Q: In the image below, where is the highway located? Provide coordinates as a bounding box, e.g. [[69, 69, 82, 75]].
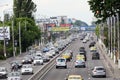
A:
[[41, 38, 113, 80], [0, 36, 114, 80]]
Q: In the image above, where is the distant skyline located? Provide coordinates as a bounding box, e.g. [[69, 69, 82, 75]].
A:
[[0, 0, 94, 25]]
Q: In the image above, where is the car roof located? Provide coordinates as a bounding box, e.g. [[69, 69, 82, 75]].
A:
[[94, 66, 104, 68], [68, 75, 82, 78], [8, 71, 20, 77]]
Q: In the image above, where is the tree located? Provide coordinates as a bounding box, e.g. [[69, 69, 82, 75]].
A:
[[88, 0, 120, 22], [13, 0, 37, 19]]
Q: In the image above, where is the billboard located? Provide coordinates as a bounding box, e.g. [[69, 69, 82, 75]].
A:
[[51, 27, 70, 32], [0, 26, 10, 40]]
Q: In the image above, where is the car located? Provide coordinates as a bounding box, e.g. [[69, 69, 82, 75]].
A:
[[42, 55, 50, 62], [75, 59, 86, 68], [33, 56, 43, 65], [56, 57, 67, 69], [45, 51, 53, 58], [92, 66, 106, 77], [76, 54, 85, 61], [79, 51, 87, 61], [0, 67, 7, 79], [90, 46, 97, 52], [22, 57, 32, 64], [21, 64, 33, 75], [62, 51, 72, 61], [82, 39, 87, 43], [89, 42, 96, 48], [66, 75, 83, 80], [79, 47, 85, 51], [92, 52, 100, 60], [7, 71, 21, 80]]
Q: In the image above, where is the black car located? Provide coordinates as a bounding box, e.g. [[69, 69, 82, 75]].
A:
[[79, 47, 85, 51], [22, 57, 32, 64], [92, 52, 100, 60], [89, 42, 96, 48]]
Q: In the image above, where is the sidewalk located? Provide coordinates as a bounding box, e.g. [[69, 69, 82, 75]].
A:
[[97, 39, 120, 79]]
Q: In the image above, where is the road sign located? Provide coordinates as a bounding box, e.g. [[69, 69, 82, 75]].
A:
[[0, 26, 10, 40]]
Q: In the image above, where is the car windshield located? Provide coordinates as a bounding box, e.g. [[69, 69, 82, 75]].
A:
[[96, 68, 104, 70], [23, 65, 31, 68], [9, 72, 20, 77], [69, 77, 81, 79], [0, 68, 5, 71], [57, 59, 65, 62]]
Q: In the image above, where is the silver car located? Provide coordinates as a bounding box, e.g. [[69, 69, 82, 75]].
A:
[[0, 67, 7, 79], [7, 71, 21, 80], [75, 60, 86, 68], [92, 66, 106, 77]]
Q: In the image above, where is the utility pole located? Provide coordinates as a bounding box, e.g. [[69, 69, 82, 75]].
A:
[[12, 20, 15, 57], [117, 13, 120, 69], [19, 22, 22, 54]]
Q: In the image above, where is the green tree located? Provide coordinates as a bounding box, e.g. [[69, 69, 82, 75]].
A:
[[95, 25, 100, 38], [13, 0, 37, 19], [88, 0, 120, 22]]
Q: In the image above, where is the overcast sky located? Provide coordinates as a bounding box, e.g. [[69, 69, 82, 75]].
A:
[[0, 0, 94, 25]]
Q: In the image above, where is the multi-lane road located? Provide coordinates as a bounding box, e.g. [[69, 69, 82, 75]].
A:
[[0, 36, 114, 80], [41, 38, 113, 80]]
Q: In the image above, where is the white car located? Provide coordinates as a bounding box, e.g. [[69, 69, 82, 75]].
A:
[[82, 39, 87, 43], [0, 67, 7, 79], [56, 57, 67, 69], [33, 56, 43, 65], [49, 50, 56, 56], [7, 72, 21, 80], [45, 52, 53, 58], [92, 66, 106, 77], [21, 64, 33, 75]]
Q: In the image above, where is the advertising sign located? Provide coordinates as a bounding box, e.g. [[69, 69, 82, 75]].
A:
[[0, 26, 10, 40], [51, 27, 70, 32]]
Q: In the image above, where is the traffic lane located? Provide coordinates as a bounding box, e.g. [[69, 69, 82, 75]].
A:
[[42, 39, 80, 80], [85, 39, 113, 80]]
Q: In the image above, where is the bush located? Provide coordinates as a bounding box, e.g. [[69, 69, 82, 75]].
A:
[[0, 55, 6, 60]]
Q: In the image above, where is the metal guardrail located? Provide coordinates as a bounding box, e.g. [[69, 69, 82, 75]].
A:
[[28, 42, 73, 80]]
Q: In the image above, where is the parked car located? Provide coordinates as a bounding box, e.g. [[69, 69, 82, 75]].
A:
[[7, 71, 21, 80], [66, 75, 83, 80], [92, 66, 106, 77], [92, 52, 100, 60], [0, 67, 7, 79], [75, 59, 86, 68], [21, 64, 33, 75], [56, 57, 67, 69]]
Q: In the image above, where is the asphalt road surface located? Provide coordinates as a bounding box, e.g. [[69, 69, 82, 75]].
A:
[[42, 38, 113, 80]]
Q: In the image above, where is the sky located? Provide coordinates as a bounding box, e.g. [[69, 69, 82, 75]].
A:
[[0, 0, 94, 25]]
